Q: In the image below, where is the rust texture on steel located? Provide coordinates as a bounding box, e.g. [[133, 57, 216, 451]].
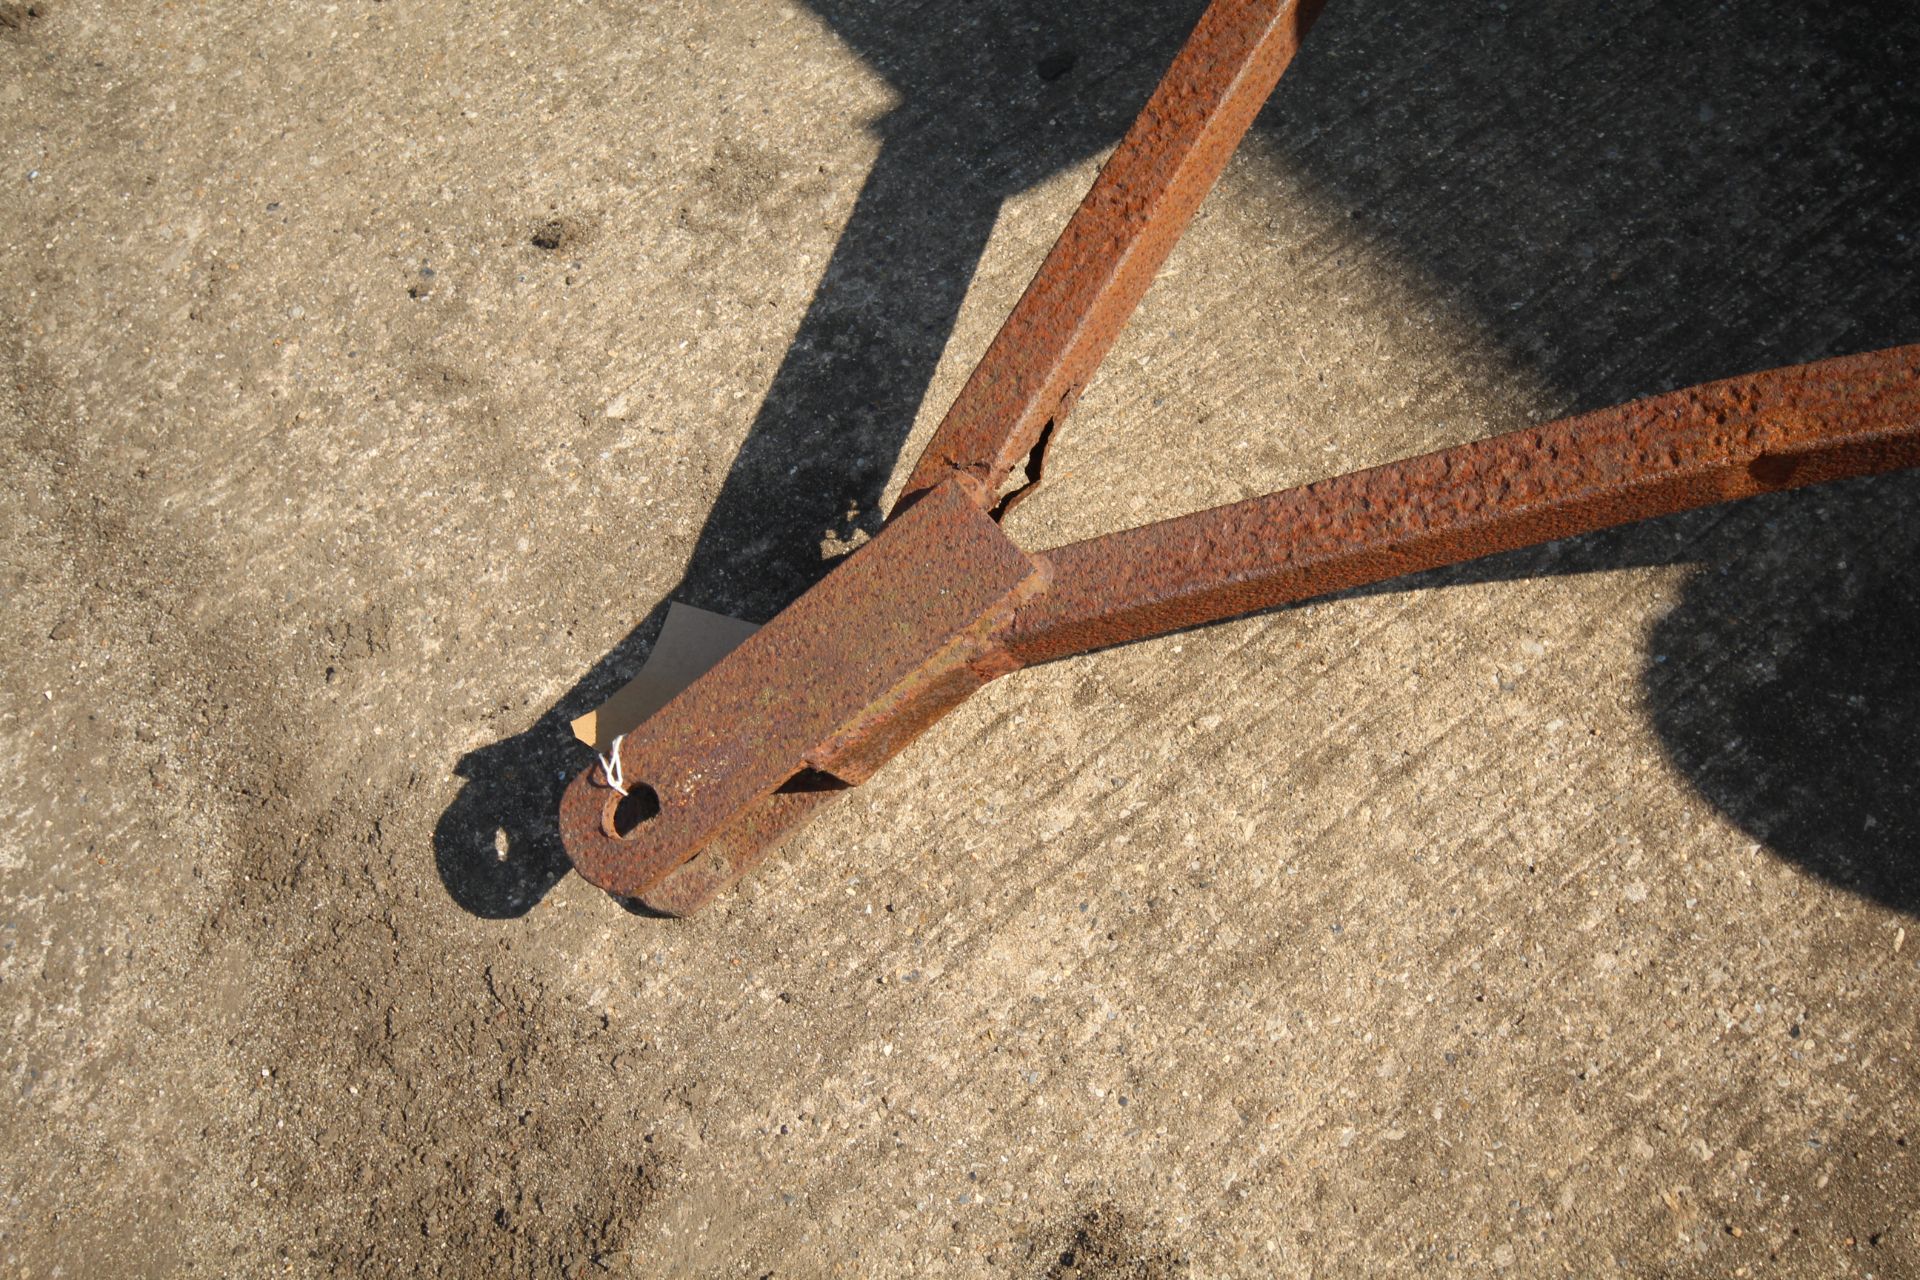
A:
[[629, 786, 832, 918], [560, 480, 1041, 900], [556, 0, 1920, 914], [893, 0, 1324, 515], [568, 348, 1920, 912], [1002, 345, 1920, 666]]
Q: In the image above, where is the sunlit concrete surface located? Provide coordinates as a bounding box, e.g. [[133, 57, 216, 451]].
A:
[[2, 1, 1916, 1273]]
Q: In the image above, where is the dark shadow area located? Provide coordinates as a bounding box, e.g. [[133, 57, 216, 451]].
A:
[[1261, 0, 1919, 414], [1646, 473, 1920, 913], [1341, 472, 1920, 914], [437, 0, 1918, 917], [436, 602, 669, 918]]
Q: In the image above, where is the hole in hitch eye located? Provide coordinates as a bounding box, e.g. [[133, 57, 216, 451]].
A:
[[611, 783, 661, 838]]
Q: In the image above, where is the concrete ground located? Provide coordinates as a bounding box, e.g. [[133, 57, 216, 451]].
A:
[[3, 0, 1917, 1274]]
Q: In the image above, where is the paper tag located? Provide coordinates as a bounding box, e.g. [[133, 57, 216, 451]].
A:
[[569, 602, 761, 752]]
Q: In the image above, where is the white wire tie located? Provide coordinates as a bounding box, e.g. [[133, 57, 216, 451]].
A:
[[598, 733, 629, 797]]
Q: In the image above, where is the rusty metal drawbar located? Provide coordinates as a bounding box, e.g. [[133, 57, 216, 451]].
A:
[[557, 0, 1920, 914]]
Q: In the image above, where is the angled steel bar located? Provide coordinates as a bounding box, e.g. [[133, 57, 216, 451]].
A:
[[893, 0, 1325, 516], [1002, 345, 1920, 666]]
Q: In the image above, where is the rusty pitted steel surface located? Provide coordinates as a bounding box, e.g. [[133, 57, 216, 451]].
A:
[[572, 347, 1920, 912], [893, 0, 1325, 515], [1001, 345, 1920, 666], [559, 480, 1040, 900], [558, 0, 1920, 914], [630, 786, 836, 918]]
